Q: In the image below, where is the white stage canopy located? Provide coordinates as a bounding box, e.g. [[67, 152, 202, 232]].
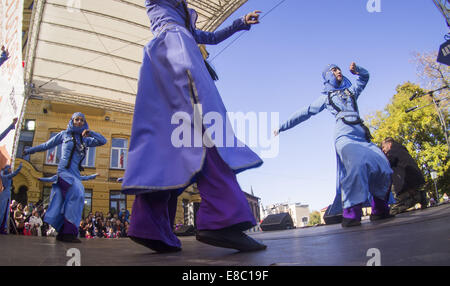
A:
[[24, 0, 247, 113]]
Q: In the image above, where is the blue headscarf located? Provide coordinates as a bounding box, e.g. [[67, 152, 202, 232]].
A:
[[322, 64, 352, 94], [67, 112, 89, 134]]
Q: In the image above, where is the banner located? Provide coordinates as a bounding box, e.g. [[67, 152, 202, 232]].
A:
[[437, 39, 450, 66], [0, 0, 24, 162]]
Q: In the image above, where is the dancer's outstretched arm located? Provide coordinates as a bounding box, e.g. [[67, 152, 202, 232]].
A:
[[5, 163, 23, 179], [24, 132, 64, 155], [193, 11, 261, 45], [275, 95, 327, 136], [0, 118, 18, 142], [81, 174, 98, 181], [38, 175, 58, 183], [349, 63, 369, 100], [39, 173, 98, 182]]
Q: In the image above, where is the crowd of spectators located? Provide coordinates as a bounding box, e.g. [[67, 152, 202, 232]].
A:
[[8, 200, 129, 239], [79, 210, 130, 239]]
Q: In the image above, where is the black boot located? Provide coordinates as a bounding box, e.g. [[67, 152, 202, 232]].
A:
[[341, 217, 361, 227], [56, 233, 81, 243], [129, 236, 182, 253], [196, 227, 266, 252], [370, 213, 395, 221]]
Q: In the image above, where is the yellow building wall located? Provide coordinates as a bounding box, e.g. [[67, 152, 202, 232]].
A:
[[14, 98, 200, 221]]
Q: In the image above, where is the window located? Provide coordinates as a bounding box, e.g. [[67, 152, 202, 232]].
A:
[[16, 130, 34, 161], [302, 217, 309, 225], [83, 189, 93, 219], [45, 132, 62, 165], [81, 147, 96, 168], [110, 191, 126, 216], [16, 120, 36, 161], [110, 138, 128, 169], [24, 119, 36, 131]]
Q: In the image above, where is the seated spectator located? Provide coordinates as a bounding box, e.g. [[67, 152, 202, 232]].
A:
[[119, 208, 130, 222], [14, 203, 25, 235], [79, 221, 86, 238], [107, 227, 116, 239], [29, 210, 43, 236], [23, 222, 32, 236], [121, 221, 129, 238], [9, 200, 18, 234], [443, 193, 449, 203]]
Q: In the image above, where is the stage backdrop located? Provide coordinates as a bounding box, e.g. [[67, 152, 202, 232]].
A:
[[0, 0, 24, 166]]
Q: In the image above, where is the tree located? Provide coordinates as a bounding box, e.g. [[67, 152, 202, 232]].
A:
[[308, 211, 322, 226], [366, 82, 449, 197], [412, 51, 449, 91]]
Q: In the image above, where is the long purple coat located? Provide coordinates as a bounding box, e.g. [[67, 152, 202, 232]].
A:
[[122, 0, 263, 195]]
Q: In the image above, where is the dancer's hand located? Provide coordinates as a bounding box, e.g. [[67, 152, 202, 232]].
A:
[[350, 62, 359, 75], [245, 11, 262, 25], [1, 45, 9, 57], [82, 129, 91, 137], [12, 117, 18, 126], [273, 129, 279, 137], [23, 147, 30, 156]]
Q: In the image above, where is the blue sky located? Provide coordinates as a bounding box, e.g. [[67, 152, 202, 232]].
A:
[[204, 0, 448, 212]]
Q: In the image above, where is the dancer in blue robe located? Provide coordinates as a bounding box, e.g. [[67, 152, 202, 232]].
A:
[[24, 113, 106, 242], [121, 0, 265, 252], [276, 63, 393, 227], [0, 163, 22, 234]]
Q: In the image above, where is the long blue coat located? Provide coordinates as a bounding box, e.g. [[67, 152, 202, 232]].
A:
[[25, 124, 106, 231], [278, 66, 392, 209], [122, 0, 263, 195], [0, 164, 22, 231]]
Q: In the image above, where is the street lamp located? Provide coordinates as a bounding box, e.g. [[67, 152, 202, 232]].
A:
[[430, 170, 440, 203]]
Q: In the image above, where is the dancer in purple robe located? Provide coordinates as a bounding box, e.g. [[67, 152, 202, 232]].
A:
[[121, 0, 265, 253]]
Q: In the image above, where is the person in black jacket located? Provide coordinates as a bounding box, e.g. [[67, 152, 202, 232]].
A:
[[381, 137, 428, 214]]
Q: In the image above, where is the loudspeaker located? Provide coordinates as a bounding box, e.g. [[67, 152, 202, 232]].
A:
[[323, 205, 343, 225], [260, 213, 294, 231], [174, 225, 196, 236]]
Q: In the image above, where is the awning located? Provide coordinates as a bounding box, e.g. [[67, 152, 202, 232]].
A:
[[24, 0, 247, 113]]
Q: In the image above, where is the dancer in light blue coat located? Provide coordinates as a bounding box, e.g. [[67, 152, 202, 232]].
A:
[[0, 163, 22, 234], [24, 113, 106, 242], [276, 63, 393, 227]]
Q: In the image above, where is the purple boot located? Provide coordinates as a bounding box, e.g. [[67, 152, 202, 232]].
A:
[[370, 195, 395, 221], [342, 204, 362, 227]]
